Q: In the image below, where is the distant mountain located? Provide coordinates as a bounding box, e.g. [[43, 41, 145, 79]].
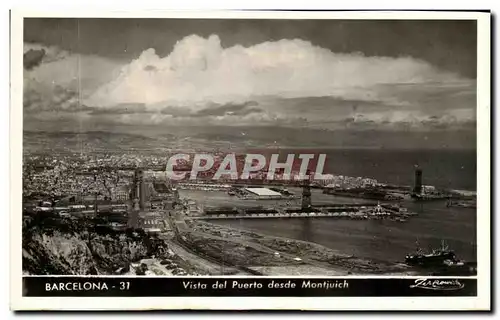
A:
[[23, 126, 476, 154], [159, 125, 476, 150], [23, 131, 164, 154]]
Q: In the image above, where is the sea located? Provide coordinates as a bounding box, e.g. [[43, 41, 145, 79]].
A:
[[186, 148, 478, 264], [212, 202, 477, 263], [261, 148, 477, 191]]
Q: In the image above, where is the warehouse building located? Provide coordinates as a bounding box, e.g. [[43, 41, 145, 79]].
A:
[[244, 187, 283, 200]]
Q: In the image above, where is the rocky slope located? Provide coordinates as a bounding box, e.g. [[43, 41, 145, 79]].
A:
[[22, 214, 166, 275]]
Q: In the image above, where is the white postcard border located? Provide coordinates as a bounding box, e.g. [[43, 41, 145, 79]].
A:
[[10, 9, 491, 311]]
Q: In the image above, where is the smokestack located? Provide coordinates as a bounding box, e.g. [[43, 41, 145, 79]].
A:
[[414, 167, 423, 195]]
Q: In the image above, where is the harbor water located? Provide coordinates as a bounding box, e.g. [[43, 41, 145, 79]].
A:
[[180, 148, 477, 264], [211, 200, 477, 264]]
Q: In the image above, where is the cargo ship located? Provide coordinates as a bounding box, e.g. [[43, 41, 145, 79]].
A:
[[411, 193, 448, 202], [405, 240, 456, 266], [323, 187, 403, 201]]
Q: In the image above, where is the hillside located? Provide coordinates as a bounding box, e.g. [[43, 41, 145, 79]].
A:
[[22, 215, 165, 275]]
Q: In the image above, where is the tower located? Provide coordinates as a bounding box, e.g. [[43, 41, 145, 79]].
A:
[[414, 167, 423, 195], [138, 169, 146, 210], [133, 168, 147, 210], [93, 172, 98, 218], [172, 187, 179, 205], [129, 169, 143, 228], [133, 169, 139, 200], [128, 198, 140, 228], [301, 170, 312, 209]]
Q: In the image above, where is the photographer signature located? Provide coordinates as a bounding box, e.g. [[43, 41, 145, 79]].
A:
[[410, 279, 464, 291]]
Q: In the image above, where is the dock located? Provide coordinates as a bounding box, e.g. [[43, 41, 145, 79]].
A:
[[190, 211, 407, 221]]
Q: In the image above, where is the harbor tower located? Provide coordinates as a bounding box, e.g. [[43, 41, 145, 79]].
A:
[[414, 167, 423, 195], [301, 170, 312, 209]]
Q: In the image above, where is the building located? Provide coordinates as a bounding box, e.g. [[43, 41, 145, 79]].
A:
[[244, 187, 283, 199], [112, 186, 129, 201], [140, 212, 167, 234]]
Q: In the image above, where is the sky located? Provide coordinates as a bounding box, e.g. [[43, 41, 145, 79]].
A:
[[23, 18, 477, 147]]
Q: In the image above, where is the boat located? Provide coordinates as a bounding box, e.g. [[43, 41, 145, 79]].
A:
[[411, 193, 447, 202], [405, 240, 456, 266], [443, 259, 465, 267]]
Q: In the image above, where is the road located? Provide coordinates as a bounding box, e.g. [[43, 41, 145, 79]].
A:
[[188, 223, 357, 271], [168, 211, 348, 273], [163, 212, 261, 275], [166, 240, 239, 275]]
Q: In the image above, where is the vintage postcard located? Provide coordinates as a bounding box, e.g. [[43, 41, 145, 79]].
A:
[[10, 10, 491, 311]]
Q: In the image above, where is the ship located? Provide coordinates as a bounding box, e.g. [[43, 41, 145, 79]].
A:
[[405, 240, 456, 266], [446, 198, 477, 209], [411, 193, 447, 201]]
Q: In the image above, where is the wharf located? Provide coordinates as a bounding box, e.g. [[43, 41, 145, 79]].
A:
[[190, 211, 406, 220]]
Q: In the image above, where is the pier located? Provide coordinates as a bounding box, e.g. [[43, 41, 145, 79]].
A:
[[192, 202, 414, 221]]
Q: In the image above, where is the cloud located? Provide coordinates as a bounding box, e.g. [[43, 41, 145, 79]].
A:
[[193, 101, 261, 117], [24, 48, 46, 70], [24, 43, 122, 93], [86, 34, 470, 108], [84, 100, 263, 119], [23, 37, 476, 132], [89, 103, 148, 115], [347, 108, 475, 126], [23, 43, 123, 113], [23, 81, 94, 113]]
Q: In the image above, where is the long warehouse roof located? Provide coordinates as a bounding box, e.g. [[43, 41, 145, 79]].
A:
[[244, 187, 282, 197]]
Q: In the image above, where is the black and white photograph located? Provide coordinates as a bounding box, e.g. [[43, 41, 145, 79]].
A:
[[10, 10, 491, 311]]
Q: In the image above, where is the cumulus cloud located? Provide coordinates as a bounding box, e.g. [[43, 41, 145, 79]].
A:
[[24, 48, 46, 70], [23, 80, 94, 113], [86, 34, 469, 108], [24, 43, 69, 67], [23, 43, 123, 113], [23, 36, 476, 131], [24, 44, 122, 91]]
